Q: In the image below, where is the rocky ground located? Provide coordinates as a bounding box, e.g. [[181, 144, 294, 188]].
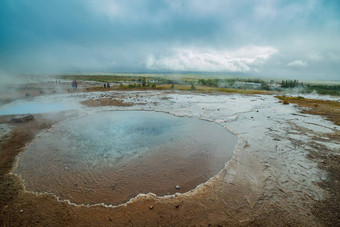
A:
[[0, 82, 339, 226]]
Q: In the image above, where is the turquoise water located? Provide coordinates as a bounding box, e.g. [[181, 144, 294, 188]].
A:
[[43, 111, 189, 166], [14, 111, 237, 205], [0, 101, 73, 115]]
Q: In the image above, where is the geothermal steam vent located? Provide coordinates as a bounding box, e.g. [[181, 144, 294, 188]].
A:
[[14, 111, 237, 205]]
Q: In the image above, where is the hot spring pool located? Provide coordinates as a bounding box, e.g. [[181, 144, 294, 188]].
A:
[[14, 111, 237, 205]]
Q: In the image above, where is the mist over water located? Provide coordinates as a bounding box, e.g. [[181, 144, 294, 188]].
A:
[[14, 111, 237, 205]]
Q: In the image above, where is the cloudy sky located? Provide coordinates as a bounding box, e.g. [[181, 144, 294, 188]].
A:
[[0, 0, 339, 80]]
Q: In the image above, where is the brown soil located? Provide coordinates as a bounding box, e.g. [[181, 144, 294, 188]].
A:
[[308, 141, 340, 226], [84, 86, 161, 93], [81, 98, 134, 107], [276, 96, 340, 226], [84, 87, 117, 92]]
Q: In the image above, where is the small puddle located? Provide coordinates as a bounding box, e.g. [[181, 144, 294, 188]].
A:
[[13, 111, 237, 205]]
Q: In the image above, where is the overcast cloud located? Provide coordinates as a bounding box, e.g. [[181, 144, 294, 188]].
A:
[[0, 0, 340, 80]]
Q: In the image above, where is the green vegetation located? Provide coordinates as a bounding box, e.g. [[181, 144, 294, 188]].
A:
[[197, 78, 270, 90], [280, 79, 340, 96], [191, 82, 196, 90], [57, 74, 340, 96], [305, 84, 340, 96], [281, 80, 303, 88], [58, 74, 170, 84]]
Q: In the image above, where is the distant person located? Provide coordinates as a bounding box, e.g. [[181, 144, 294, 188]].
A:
[[72, 80, 78, 91], [72, 80, 75, 91], [104, 83, 106, 88], [107, 82, 110, 88]]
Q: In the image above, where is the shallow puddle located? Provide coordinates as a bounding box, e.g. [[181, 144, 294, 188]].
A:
[[14, 111, 237, 205], [0, 101, 74, 115]]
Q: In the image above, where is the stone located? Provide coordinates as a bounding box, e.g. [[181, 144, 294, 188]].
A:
[[149, 205, 154, 210], [11, 115, 34, 123], [175, 185, 180, 190]]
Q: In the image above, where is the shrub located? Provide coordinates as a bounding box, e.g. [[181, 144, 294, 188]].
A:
[[191, 82, 196, 90]]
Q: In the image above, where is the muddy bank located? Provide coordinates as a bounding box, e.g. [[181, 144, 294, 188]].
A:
[[81, 98, 134, 107], [0, 91, 339, 226]]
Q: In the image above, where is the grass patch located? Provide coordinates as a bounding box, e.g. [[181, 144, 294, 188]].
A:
[[275, 96, 340, 125]]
